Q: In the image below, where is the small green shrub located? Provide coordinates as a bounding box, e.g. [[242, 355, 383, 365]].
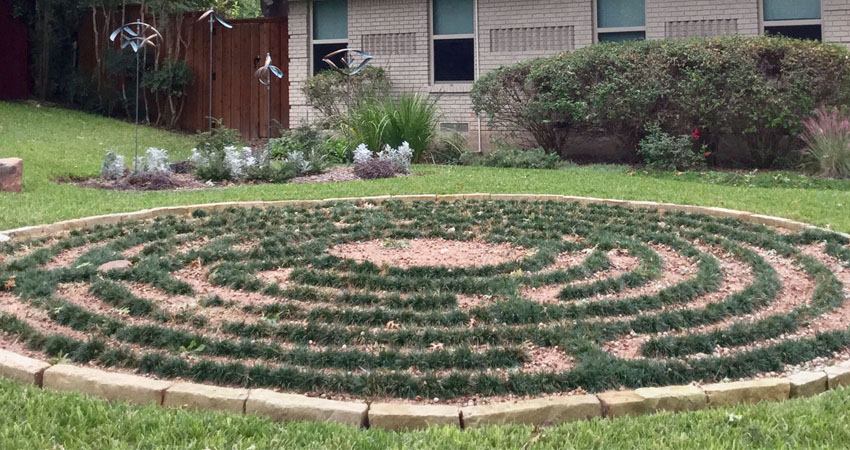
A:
[[347, 94, 439, 163], [267, 126, 323, 160], [302, 66, 390, 124], [801, 107, 850, 178], [246, 161, 299, 183], [638, 125, 708, 171], [422, 132, 469, 165], [460, 141, 563, 169], [324, 137, 351, 163]]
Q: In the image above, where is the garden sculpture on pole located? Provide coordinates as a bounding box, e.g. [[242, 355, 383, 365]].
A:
[[109, 21, 162, 173], [322, 48, 373, 76], [197, 9, 233, 131], [255, 53, 285, 138]]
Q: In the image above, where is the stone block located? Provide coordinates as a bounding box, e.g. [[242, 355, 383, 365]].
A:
[[368, 403, 459, 430], [597, 391, 650, 418], [0, 158, 23, 192], [634, 385, 707, 412], [786, 371, 828, 398], [245, 389, 367, 427], [702, 379, 790, 407], [0, 349, 50, 386], [825, 364, 850, 389], [163, 382, 249, 414], [461, 395, 601, 428], [43, 364, 172, 405]]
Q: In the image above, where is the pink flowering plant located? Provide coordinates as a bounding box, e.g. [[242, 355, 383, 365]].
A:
[[800, 107, 850, 178]]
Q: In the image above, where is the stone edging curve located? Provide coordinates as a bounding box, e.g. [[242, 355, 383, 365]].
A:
[[0, 193, 848, 430]]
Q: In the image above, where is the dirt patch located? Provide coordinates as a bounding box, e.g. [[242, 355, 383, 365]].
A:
[[327, 238, 530, 269], [256, 268, 294, 285], [43, 242, 107, 270]]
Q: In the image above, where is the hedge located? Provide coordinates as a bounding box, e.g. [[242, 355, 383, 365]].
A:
[[470, 36, 850, 168]]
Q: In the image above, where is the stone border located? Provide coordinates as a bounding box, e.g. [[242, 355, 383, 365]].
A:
[[1, 193, 850, 430]]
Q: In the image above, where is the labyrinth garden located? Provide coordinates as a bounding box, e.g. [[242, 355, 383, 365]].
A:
[[1, 199, 850, 402]]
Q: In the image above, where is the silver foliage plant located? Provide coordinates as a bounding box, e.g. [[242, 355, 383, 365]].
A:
[[285, 151, 313, 175], [141, 147, 171, 172], [378, 141, 413, 174], [224, 146, 257, 179], [101, 152, 126, 180], [353, 144, 373, 165]]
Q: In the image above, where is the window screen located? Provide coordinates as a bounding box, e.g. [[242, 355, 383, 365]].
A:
[[434, 39, 475, 82], [313, 42, 348, 74], [598, 31, 646, 42], [763, 0, 820, 21], [597, 0, 646, 28], [313, 0, 348, 40], [433, 0, 474, 35]]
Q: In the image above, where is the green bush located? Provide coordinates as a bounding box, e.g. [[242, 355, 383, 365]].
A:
[[267, 126, 324, 160], [471, 36, 850, 168], [192, 124, 243, 182], [459, 141, 564, 169], [639, 125, 708, 171], [302, 66, 391, 125], [801, 107, 850, 178], [346, 94, 439, 163]]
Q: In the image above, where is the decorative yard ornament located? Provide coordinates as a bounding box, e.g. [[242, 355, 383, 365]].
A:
[[110, 21, 162, 173], [322, 48, 373, 76], [255, 53, 285, 138], [197, 10, 233, 131]]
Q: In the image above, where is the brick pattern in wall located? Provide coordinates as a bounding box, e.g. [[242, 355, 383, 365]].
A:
[[361, 32, 417, 54], [665, 19, 739, 38], [645, 0, 759, 39], [823, 0, 850, 46], [489, 26, 575, 52]]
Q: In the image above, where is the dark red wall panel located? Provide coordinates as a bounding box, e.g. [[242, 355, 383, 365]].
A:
[[0, 0, 30, 100]]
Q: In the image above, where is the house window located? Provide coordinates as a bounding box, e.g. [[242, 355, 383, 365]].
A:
[[432, 0, 475, 83], [596, 0, 646, 43], [312, 0, 348, 74], [763, 0, 822, 41]]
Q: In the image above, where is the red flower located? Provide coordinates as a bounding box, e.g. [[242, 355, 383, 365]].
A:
[[691, 128, 701, 140], [704, 152, 711, 157]]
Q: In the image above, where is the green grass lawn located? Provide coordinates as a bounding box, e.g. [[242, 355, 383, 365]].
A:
[[1, 377, 849, 449], [2, 102, 850, 448], [1, 101, 849, 232]]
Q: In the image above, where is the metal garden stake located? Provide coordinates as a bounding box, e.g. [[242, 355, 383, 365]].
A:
[[110, 21, 162, 173], [197, 10, 232, 130], [322, 48, 373, 76], [255, 53, 284, 138]]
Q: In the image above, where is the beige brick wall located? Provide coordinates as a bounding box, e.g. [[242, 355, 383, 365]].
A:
[[289, 0, 850, 142]]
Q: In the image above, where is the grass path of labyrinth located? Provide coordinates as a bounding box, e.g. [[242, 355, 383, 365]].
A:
[[1, 200, 850, 401]]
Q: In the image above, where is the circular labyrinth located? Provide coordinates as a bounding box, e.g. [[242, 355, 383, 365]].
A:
[[1, 199, 850, 403]]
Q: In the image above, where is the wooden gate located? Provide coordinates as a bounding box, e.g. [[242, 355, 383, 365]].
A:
[[0, 0, 30, 101], [78, 11, 288, 140], [181, 17, 289, 139]]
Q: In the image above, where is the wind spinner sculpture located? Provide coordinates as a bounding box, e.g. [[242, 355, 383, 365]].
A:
[[197, 10, 232, 130], [110, 21, 162, 172], [322, 48, 374, 76], [255, 53, 285, 138]]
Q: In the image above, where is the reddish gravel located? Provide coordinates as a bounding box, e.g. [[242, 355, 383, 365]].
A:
[[327, 238, 530, 269]]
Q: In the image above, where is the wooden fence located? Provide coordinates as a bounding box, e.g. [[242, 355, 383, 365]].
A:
[[78, 10, 288, 140]]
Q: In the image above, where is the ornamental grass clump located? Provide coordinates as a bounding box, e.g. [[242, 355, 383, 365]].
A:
[[801, 107, 850, 178]]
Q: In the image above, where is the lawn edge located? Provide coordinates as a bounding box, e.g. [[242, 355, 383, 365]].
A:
[[1, 193, 850, 430]]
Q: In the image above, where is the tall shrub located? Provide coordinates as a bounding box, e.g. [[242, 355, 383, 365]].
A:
[[302, 66, 391, 125], [471, 36, 850, 168]]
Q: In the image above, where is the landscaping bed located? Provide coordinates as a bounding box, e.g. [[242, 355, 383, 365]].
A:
[[1, 199, 849, 405]]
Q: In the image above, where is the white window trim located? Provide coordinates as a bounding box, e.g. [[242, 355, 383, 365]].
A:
[[430, 0, 478, 85], [310, 0, 349, 76], [759, 0, 824, 36], [592, 0, 647, 43]]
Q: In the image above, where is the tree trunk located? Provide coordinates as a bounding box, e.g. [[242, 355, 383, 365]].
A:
[[261, 0, 287, 17]]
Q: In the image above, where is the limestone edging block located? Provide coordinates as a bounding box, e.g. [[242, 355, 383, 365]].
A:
[[634, 385, 707, 412], [43, 364, 172, 405], [368, 403, 460, 430], [702, 379, 790, 406], [597, 391, 650, 418], [786, 371, 829, 398], [825, 364, 850, 389], [0, 157, 23, 192], [245, 389, 368, 427], [0, 349, 50, 386], [460, 395, 601, 428], [163, 382, 249, 414]]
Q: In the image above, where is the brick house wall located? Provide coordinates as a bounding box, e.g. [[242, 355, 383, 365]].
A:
[[288, 0, 850, 148]]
